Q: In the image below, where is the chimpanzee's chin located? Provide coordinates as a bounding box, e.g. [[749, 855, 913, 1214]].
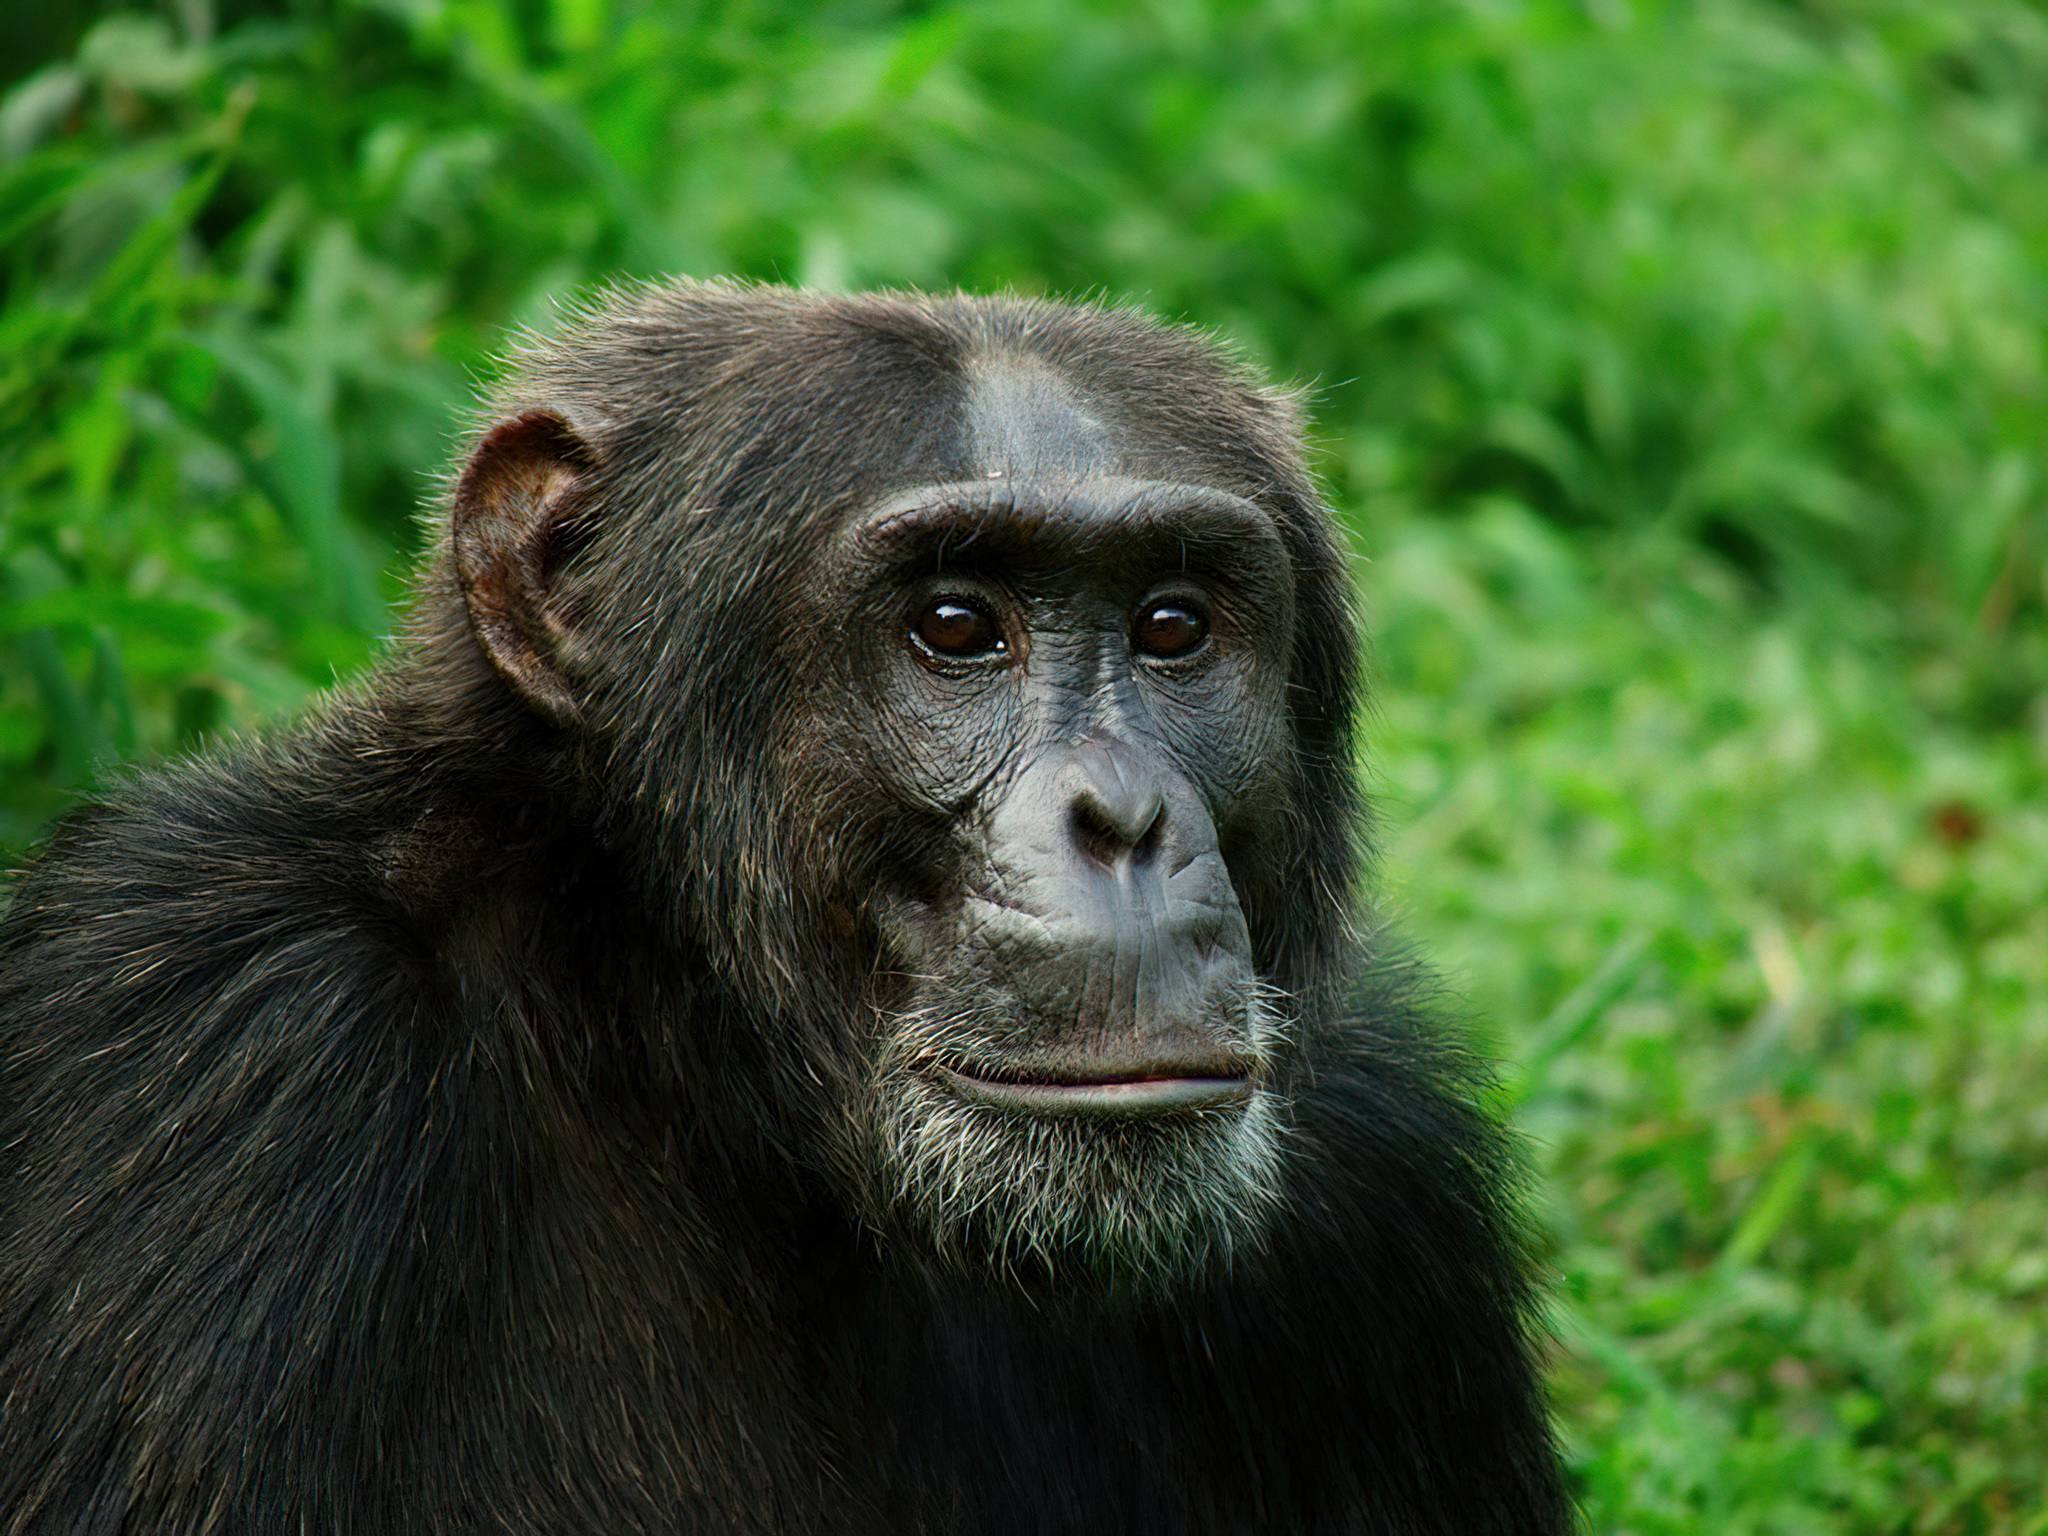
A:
[[851, 1061, 1286, 1293]]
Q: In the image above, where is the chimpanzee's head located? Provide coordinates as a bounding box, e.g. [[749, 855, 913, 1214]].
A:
[[445, 282, 1362, 1288]]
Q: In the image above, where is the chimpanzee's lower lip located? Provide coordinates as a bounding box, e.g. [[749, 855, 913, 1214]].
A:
[[935, 1064, 1254, 1118]]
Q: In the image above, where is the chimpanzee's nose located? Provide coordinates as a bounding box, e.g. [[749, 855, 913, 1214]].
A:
[[1065, 739, 1166, 872]]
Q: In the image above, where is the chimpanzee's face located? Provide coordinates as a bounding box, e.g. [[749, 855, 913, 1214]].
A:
[[796, 357, 1304, 1287]]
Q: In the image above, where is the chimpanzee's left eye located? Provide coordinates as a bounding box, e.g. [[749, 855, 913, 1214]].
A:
[[1133, 599, 1210, 660], [913, 598, 1005, 659]]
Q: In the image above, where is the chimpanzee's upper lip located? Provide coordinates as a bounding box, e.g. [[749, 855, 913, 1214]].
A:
[[934, 1057, 1256, 1118]]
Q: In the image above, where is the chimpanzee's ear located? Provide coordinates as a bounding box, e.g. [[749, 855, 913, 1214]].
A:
[[451, 411, 598, 725]]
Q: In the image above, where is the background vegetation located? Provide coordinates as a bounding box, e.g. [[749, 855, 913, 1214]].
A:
[[4, 0, 2044, 1528]]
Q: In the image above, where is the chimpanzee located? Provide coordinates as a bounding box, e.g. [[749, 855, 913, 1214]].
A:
[[0, 282, 1571, 1534]]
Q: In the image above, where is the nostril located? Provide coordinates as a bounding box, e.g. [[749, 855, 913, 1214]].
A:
[[1132, 808, 1164, 867], [1069, 799, 1126, 870], [1068, 792, 1166, 871]]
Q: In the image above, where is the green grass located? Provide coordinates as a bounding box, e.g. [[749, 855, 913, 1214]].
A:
[[1369, 508, 2047, 1530], [4, 2, 2045, 1529]]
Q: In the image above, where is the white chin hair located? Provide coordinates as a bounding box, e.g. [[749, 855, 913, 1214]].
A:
[[870, 1078, 1287, 1290]]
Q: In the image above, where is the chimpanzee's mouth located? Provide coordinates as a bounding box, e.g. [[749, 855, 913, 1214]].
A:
[[935, 1057, 1256, 1118]]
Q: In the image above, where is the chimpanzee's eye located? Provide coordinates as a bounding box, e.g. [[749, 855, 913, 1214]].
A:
[[1133, 600, 1210, 660], [913, 598, 1005, 659]]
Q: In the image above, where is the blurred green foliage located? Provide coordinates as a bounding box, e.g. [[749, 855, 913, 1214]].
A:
[[4, 1, 2045, 1529]]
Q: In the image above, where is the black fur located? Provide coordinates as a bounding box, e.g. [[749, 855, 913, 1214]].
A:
[[0, 282, 1570, 1533]]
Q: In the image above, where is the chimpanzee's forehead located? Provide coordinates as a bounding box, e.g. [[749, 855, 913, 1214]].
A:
[[797, 345, 1298, 594], [953, 353, 1121, 480], [934, 347, 1263, 491]]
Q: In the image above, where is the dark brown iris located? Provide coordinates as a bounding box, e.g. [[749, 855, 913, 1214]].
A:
[[1134, 600, 1209, 659], [914, 598, 1003, 658]]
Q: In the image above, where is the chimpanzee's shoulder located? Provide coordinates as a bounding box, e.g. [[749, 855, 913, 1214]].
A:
[[0, 725, 454, 1127], [1277, 949, 1531, 1254]]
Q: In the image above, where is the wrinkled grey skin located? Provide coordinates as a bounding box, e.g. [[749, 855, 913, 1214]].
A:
[[793, 360, 1306, 1280]]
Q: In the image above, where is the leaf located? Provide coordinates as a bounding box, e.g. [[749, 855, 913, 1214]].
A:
[[173, 331, 388, 633]]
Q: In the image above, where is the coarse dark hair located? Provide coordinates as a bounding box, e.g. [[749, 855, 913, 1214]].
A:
[[0, 281, 1571, 1534]]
